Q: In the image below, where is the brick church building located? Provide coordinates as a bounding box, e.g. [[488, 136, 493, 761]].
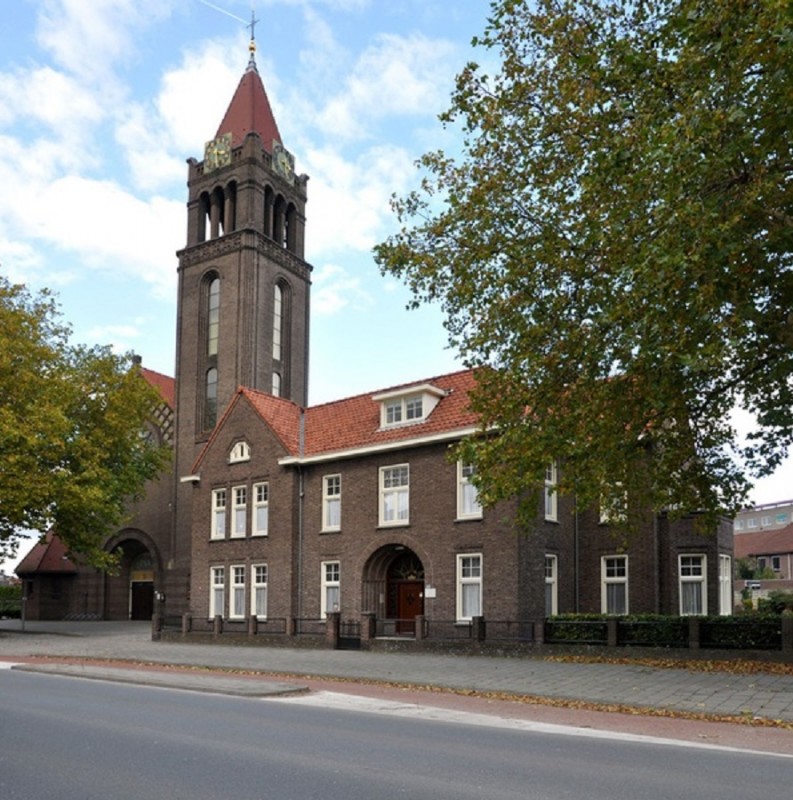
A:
[[18, 38, 734, 632]]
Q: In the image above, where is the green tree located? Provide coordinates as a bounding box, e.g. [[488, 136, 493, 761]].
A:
[[0, 278, 170, 568], [375, 0, 792, 526]]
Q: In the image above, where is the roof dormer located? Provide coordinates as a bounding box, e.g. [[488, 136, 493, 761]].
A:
[[373, 383, 447, 429]]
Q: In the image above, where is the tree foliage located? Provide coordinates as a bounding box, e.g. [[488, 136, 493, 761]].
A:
[[375, 0, 792, 527], [0, 278, 170, 568]]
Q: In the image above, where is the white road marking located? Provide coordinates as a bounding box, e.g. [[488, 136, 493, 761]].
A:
[[266, 690, 793, 759]]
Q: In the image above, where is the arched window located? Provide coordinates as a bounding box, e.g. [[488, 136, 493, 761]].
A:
[[273, 283, 283, 362], [207, 277, 220, 357], [205, 367, 218, 429]]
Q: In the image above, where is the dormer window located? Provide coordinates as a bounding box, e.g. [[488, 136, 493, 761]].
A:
[[374, 383, 446, 429], [229, 441, 251, 463]]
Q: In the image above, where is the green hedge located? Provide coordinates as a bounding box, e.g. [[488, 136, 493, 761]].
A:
[[0, 585, 22, 618], [545, 613, 783, 650]]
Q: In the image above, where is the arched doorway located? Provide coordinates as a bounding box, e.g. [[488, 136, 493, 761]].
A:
[[129, 552, 154, 620], [104, 537, 158, 620], [363, 545, 425, 636]]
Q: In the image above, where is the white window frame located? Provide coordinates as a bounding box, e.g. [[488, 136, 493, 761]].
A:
[[772, 555, 781, 572], [718, 554, 732, 616], [230, 564, 246, 619], [747, 518, 757, 529], [599, 487, 627, 524], [544, 462, 558, 522], [761, 515, 771, 527], [679, 554, 707, 616], [209, 566, 225, 619], [601, 555, 628, 614], [321, 561, 340, 618], [379, 464, 409, 526], [251, 564, 268, 620], [231, 486, 247, 538], [211, 489, 227, 539], [322, 474, 342, 531], [228, 441, 250, 463], [545, 554, 558, 616], [456, 553, 483, 622], [252, 482, 269, 537], [457, 462, 482, 520]]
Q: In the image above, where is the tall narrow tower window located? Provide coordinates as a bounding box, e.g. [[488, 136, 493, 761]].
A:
[[273, 283, 283, 361], [205, 367, 218, 429], [207, 277, 220, 356]]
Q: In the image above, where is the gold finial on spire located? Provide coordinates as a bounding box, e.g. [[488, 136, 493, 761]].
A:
[[248, 7, 258, 54]]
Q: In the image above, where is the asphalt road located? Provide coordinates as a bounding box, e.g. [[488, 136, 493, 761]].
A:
[[1, 669, 791, 800]]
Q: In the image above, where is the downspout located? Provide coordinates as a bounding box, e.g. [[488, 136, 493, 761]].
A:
[[654, 512, 660, 614], [296, 409, 306, 621], [574, 495, 580, 612]]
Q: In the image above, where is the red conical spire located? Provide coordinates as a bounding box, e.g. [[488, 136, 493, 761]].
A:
[[215, 36, 282, 153]]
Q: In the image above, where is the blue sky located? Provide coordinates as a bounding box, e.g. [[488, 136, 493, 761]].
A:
[[0, 1, 789, 572]]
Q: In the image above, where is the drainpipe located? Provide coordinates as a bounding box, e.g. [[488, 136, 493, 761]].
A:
[[654, 512, 660, 614], [574, 495, 580, 612], [296, 409, 306, 621]]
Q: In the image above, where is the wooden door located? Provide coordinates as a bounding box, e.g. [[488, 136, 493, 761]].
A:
[[396, 581, 423, 635]]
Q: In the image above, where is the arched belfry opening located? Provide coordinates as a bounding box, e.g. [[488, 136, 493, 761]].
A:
[[362, 545, 425, 635]]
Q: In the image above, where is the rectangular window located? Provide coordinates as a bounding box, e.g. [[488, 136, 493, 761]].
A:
[[211, 489, 226, 539], [231, 486, 247, 538], [252, 482, 269, 537], [757, 556, 767, 570], [544, 462, 558, 522], [230, 565, 246, 619], [601, 556, 628, 614], [321, 561, 340, 617], [405, 397, 423, 420], [772, 555, 781, 572], [545, 555, 558, 616], [747, 518, 757, 528], [734, 519, 745, 530], [600, 487, 627, 524], [456, 553, 482, 622], [252, 564, 268, 620], [209, 566, 224, 618], [385, 400, 402, 425], [380, 465, 409, 526], [457, 462, 482, 520], [679, 554, 707, 616], [719, 555, 732, 616], [761, 515, 771, 527], [776, 513, 788, 525], [322, 475, 341, 531]]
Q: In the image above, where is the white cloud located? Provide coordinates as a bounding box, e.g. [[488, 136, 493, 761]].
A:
[[312, 262, 372, 314], [304, 143, 415, 257], [5, 174, 180, 297], [36, 0, 174, 82], [313, 33, 456, 141]]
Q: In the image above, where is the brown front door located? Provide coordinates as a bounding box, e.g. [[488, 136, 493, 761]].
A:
[[396, 581, 424, 634], [130, 582, 154, 620]]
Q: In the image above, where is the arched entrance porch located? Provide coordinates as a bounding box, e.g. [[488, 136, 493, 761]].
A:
[[104, 532, 161, 620], [362, 545, 425, 636]]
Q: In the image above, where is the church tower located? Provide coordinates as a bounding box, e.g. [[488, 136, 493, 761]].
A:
[[169, 36, 311, 607]]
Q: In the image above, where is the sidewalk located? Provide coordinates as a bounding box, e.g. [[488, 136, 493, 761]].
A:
[[2, 620, 792, 725]]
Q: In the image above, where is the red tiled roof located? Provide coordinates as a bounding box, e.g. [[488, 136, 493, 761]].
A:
[[215, 61, 282, 152], [301, 369, 479, 457], [197, 369, 480, 469], [141, 367, 175, 409], [734, 524, 793, 559], [15, 531, 78, 575]]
